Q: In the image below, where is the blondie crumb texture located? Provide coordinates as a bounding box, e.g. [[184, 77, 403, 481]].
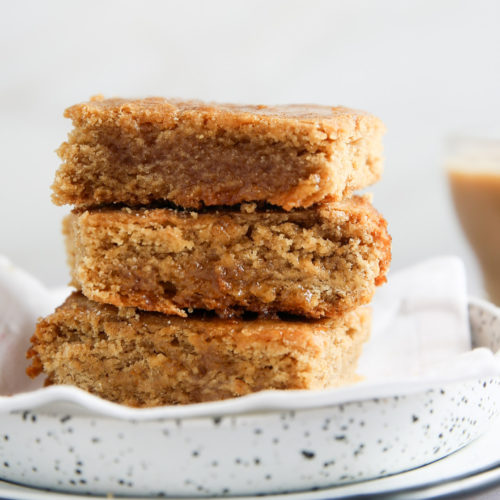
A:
[[53, 96, 385, 209], [27, 292, 371, 407], [64, 196, 391, 318]]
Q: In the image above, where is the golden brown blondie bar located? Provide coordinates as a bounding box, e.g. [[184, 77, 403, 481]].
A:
[[64, 196, 391, 318], [27, 292, 371, 407], [53, 96, 385, 209]]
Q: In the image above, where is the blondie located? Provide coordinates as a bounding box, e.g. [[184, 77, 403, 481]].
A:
[[27, 292, 371, 407], [53, 96, 384, 209], [64, 196, 391, 318]]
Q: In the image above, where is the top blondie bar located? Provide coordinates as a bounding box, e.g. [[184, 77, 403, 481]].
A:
[[53, 96, 385, 209]]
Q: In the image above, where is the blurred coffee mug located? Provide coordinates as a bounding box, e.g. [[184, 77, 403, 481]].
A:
[[446, 133, 500, 306]]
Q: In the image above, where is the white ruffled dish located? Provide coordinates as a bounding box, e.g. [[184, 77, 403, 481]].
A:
[[0, 257, 499, 496]]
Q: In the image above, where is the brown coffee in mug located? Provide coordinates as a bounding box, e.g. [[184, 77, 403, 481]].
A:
[[447, 135, 500, 306]]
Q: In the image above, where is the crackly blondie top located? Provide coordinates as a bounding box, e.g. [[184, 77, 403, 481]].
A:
[[27, 292, 371, 407], [64, 195, 391, 318], [52, 96, 385, 209]]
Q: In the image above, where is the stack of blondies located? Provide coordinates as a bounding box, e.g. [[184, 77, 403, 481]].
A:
[[27, 96, 391, 407]]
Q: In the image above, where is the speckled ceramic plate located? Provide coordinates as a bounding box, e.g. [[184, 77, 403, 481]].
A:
[[1, 413, 500, 499], [0, 298, 499, 497]]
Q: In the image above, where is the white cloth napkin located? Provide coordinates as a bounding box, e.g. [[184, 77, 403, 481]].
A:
[[0, 256, 70, 395], [0, 254, 499, 415], [359, 256, 471, 381]]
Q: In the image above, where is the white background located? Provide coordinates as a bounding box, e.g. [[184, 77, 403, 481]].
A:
[[1, 0, 499, 292]]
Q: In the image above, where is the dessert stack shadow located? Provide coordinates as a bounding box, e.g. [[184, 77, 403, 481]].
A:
[[27, 96, 391, 407]]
